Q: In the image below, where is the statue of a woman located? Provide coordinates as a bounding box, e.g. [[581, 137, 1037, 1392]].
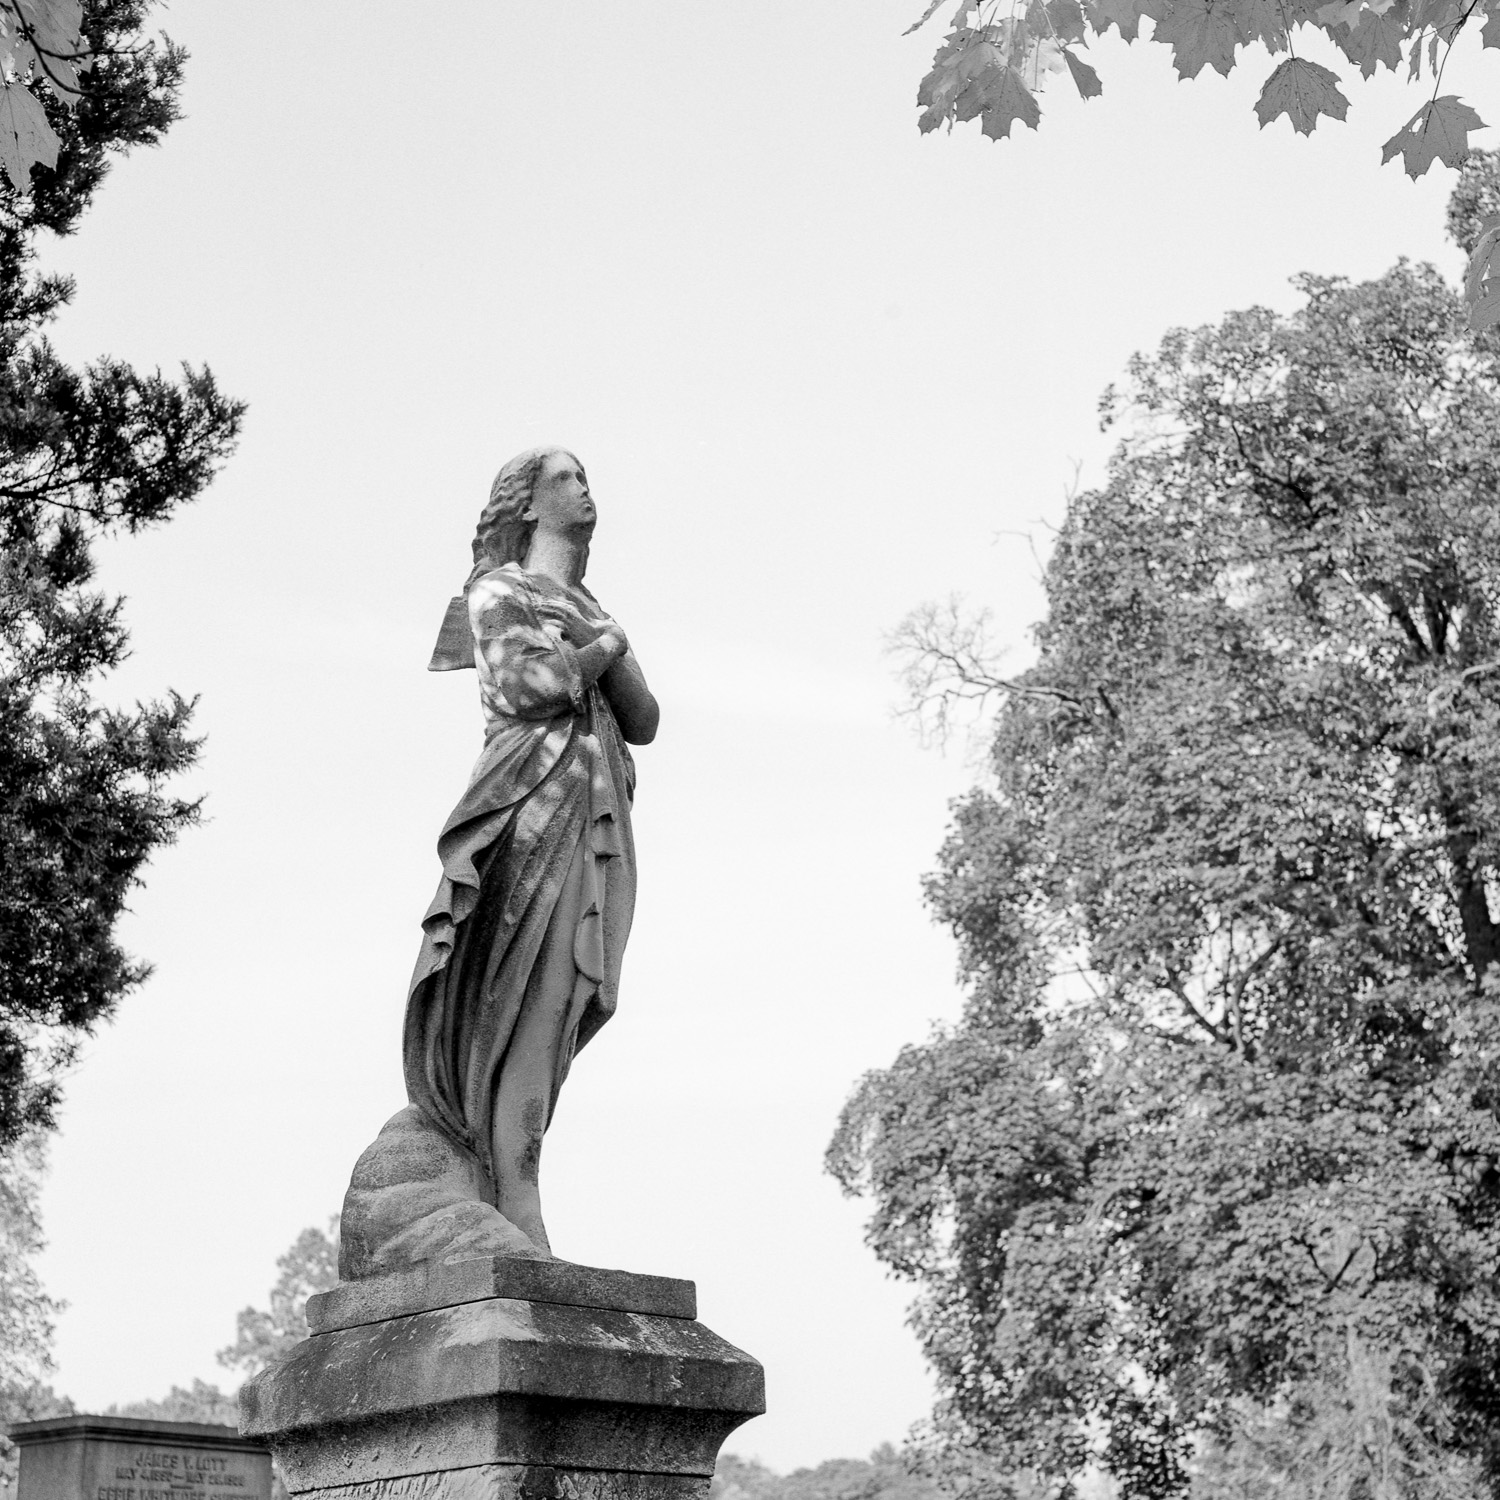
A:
[[339, 448, 658, 1278]]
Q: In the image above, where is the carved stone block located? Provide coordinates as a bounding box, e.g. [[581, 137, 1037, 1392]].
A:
[[238, 1258, 764, 1500]]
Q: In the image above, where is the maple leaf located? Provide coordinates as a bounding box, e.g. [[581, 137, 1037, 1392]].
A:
[[1033, 36, 1070, 74], [1469, 282, 1500, 333], [906, 0, 948, 32], [8, 0, 82, 100], [1410, 0, 1463, 32], [917, 60, 963, 131], [944, 38, 1008, 123], [1255, 58, 1351, 134], [1045, 0, 1090, 40], [1235, 0, 1288, 48], [1155, 0, 1241, 78], [1464, 213, 1500, 330], [957, 37, 1006, 81], [978, 65, 1042, 138], [917, 28, 971, 131], [1329, 2, 1408, 74], [1315, 0, 1362, 25], [1063, 46, 1105, 95], [0, 75, 56, 191], [1484, 5, 1500, 46], [906, 0, 975, 33], [1094, 0, 1153, 42], [952, 39, 1015, 125], [1381, 94, 1485, 176]]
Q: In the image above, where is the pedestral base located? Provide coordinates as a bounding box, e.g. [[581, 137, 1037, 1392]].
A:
[[282, 1464, 710, 1500], [238, 1256, 765, 1500]]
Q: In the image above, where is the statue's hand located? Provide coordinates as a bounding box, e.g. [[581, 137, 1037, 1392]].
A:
[[563, 614, 628, 659], [558, 614, 602, 647]]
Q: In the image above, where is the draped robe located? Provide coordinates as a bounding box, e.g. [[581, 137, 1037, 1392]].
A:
[[402, 563, 636, 1184]]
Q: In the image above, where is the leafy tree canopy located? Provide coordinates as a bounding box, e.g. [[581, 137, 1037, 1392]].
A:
[[711, 1445, 945, 1500], [0, 1378, 72, 1498], [0, 0, 243, 1152], [108, 1380, 239, 1428], [0, 1130, 58, 1405], [830, 157, 1500, 1497], [0, 1130, 71, 1495], [1188, 1332, 1488, 1497]]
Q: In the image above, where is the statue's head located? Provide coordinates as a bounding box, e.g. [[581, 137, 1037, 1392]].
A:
[[467, 446, 588, 587]]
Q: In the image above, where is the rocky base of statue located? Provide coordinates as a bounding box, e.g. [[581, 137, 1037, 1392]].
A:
[[338, 1106, 547, 1278], [238, 1255, 765, 1500]]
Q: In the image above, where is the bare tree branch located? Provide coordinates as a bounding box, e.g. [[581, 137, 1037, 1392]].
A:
[[1222, 935, 1280, 1055], [1163, 972, 1228, 1046], [888, 596, 1087, 747]]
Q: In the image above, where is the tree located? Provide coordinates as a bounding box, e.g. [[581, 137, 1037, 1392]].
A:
[[108, 1380, 238, 1427], [217, 1219, 339, 1379], [906, 0, 1492, 177], [710, 1445, 947, 1500], [0, 1381, 72, 1500], [1188, 1333, 1488, 1498], [91, 1218, 338, 1500], [829, 165, 1500, 1495], [0, 1131, 58, 1408], [0, 1130, 72, 1497], [0, 0, 243, 1152]]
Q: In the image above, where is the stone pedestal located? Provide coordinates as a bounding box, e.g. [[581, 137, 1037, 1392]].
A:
[[238, 1257, 765, 1500]]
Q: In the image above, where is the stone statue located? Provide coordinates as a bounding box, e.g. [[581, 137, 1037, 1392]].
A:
[[242, 450, 762, 1498], [339, 447, 659, 1278]]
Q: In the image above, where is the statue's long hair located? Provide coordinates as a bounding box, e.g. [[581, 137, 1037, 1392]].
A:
[[463, 447, 552, 594]]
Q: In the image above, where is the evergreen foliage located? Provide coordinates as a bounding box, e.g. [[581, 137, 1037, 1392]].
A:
[[829, 165, 1500, 1496], [0, 0, 243, 1152]]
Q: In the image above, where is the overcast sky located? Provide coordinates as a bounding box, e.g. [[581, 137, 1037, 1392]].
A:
[[29, 0, 1490, 1474]]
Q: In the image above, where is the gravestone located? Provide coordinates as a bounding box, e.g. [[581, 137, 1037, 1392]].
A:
[[9, 1417, 272, 1500]]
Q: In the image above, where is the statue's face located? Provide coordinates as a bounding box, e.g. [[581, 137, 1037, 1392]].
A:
[[526, 450, 594, 533]]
